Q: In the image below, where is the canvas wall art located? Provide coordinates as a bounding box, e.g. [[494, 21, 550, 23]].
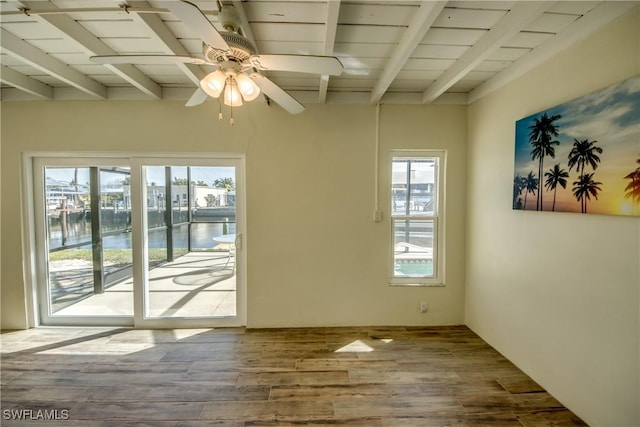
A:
[[513, 76, 640, 216]]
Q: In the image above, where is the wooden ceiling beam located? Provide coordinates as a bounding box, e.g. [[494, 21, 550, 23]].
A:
[[468, 1, 640, 103], [0, 65, 54, 99], [230, 0, 257, 47], [370, 1, 447, 105], [19, 0, 162, 99], [422, 1, 554, 104], [125, 0, 205, 86], [0, 28, 106, 99], [319, 0, 340, 104]]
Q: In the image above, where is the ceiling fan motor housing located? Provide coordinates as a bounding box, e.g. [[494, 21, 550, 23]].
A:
[[204, 32, 256, 63]]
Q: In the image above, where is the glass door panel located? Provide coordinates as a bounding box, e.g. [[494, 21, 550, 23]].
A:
[[146, 166, 169, 269], [171, 166, 190, 259], [45, 167, 93, 314], [143, 165, 238, 319], [100, 168, 134, 288], [39, 163, 133, 322]]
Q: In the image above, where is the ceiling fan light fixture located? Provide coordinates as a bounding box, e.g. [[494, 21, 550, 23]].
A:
[[236, 72, 261, 101], [223, 78, 243, 107], [200, 69, 226, 98]]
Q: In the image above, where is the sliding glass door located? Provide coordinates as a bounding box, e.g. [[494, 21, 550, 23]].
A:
[[34, 158, 134, 325], [32, 156, 245, 327], [137, 162, 241, 325]]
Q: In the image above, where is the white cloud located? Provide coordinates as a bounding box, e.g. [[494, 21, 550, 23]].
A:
[[561, 104, 634, 146]]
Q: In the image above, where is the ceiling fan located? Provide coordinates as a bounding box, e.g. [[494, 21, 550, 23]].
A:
[[90, 1, 344, 117]]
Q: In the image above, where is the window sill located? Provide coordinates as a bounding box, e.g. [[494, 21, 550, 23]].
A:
[[389, 280, 445, 287]]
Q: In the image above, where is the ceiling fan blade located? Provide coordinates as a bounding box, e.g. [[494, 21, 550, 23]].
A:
[[90, 55, 209, 65], [164, 1, 230, 52], [250, 73, 305, 114], [185, 88, 209, 107], [249, 55, 343, 76]]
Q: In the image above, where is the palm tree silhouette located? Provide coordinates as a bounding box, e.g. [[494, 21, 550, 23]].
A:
[[623, 154, 640, 213], [523, 171, 538, 210], [544, 164, 569, 211], [529, 113, 561, 211], [513, 174, 527, 209], [567, 138, 603, 176], [214, 177, 235, 190], [572, 172, 602, 213]]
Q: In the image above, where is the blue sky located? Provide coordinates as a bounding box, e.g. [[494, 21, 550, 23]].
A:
[[146, 166, 234, 186], [515, 76, 640, 176], [46, 166, 235, 188]]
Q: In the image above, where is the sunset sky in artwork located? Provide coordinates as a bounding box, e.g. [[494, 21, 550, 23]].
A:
[[514, 76, 640, 216]]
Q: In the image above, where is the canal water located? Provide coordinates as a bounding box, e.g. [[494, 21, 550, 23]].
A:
[[49, 222, 235, 251]]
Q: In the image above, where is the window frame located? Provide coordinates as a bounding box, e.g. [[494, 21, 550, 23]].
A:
[[389, 150, 446, 286]]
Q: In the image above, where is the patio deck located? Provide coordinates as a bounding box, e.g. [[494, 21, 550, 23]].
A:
[[53, 251, 236, 318]]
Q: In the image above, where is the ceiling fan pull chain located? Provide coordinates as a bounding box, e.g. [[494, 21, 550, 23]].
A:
[[218, 100, 223, 121]]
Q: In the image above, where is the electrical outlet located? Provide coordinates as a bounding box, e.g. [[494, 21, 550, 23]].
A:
[[419, 302, 428, 313]]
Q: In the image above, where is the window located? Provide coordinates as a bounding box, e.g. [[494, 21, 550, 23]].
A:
[[390, 151, 445, 285]]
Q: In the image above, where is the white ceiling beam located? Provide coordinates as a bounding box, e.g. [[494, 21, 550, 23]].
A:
[[0, 85, 471, 105], [124, 0, 205, 86], [422, 1, 554, 104], [230, 0, 279, 107], [468, 1, 640, 104], [370, 1, 447, 105], [0, 6, 169, 17], [19, 0, 162, 99], [230, 0, 258, 50], [0, 65, 53, 99], [318, 75, 330, 104], [0, 28, 107, 99], [319, 0, 340, 104]]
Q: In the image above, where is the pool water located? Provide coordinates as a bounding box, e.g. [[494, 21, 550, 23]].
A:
[[395, 260, 433, 276]]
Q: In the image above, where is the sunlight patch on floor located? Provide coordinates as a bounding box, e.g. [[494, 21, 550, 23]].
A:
[[335, 340, 374, 353]]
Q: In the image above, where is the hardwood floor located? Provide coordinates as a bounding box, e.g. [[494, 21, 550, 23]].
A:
[[0, 326, 587, 426]]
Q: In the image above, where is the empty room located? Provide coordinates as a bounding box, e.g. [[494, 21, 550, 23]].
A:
[[1, 1, 638, 425]]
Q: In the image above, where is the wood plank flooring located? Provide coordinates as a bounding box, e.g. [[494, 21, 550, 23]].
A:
[[0, 326, 587, 426]]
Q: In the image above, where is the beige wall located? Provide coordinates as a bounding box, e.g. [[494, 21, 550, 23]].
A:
[[466, 8, 640, 427], [1, 5, 637, 425], [0, 101, 467, 329]]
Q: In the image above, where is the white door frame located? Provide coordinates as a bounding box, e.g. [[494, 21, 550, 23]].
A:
[[130, 156, 246, 328], [24, 152, 246, 328]]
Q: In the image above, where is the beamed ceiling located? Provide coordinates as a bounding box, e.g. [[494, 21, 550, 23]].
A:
[[0, 0, 638, 109]]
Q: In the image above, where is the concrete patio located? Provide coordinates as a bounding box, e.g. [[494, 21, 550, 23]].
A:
[[53, 251, 236, 318]]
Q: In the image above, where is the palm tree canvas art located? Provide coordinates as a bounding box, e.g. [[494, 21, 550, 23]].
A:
[[513, 76, 640, 216]]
